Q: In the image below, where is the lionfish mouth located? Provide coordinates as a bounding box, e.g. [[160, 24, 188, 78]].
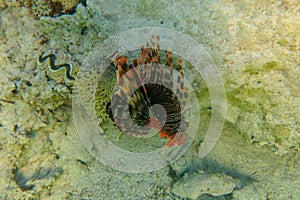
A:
[[106, 35, 189, 147]]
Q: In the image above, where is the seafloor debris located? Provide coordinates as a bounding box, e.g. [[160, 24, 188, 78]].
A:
[[12, 165, 63, 191], [172, 170, 236, 199]]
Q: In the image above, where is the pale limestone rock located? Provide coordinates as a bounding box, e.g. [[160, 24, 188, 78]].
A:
[[172, 170, 235, 199]]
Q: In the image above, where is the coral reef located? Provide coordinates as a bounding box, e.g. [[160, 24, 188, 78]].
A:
[[23, 0, 82, 18], [37, 4, 118, 62], [0, 5, 75, 198], [1, 0, 84, 18], [0, 0, 299, 199]]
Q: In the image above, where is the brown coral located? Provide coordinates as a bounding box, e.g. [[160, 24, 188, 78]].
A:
[[19, 0, 85, 18]]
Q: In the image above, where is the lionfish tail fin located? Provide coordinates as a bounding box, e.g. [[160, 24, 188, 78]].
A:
[[160, 131, 188, 147]]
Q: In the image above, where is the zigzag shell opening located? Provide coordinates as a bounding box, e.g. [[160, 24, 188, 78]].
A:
[[37, 50, 80, 87]]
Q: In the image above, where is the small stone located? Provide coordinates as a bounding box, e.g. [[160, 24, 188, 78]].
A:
[[232, 185, 261, 200], [172, 170, 235, 199]]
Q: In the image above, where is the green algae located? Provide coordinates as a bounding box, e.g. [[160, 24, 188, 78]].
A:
[[243, 61, 287, 75], [227, 61, 285, 113], [224, 60, 300, 153], [136, 0, 165, 18], [226, 86, 269, 112], [94, 67, 116, 125]]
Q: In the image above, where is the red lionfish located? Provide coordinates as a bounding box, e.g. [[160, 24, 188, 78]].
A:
[[106, 35, 189, 147]]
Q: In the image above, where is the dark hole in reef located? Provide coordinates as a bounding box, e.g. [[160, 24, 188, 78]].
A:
[[13, 124, 19, 132], [81, 26, 88, 35], [10, 83, 18, 95], [25, 80, 32, 87], [79, 0, 87, 7], [39, 34, 49, 45], [25, 130, 36, 138]]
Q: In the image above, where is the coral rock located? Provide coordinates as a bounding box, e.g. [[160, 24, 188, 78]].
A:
[[172, 170, 235, 199]]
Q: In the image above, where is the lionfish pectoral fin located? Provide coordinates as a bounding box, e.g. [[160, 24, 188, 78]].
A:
[[160, 131, 188, 147], [159, 131, 169, 138]]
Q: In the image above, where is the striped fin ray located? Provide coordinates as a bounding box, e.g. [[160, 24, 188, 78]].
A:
[[107, 34, 190, 144], [175, 58, 189, 109]]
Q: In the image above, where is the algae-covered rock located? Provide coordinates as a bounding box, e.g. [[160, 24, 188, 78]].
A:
[[232, 185, 261, 200], [172, 170, 235, 199], [23, 0, 81, 18], [37, 4, 118, 63], [225, 61, 300, 154]]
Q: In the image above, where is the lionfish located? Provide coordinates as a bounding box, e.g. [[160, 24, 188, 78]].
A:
[[106, 35, 189, 147]]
